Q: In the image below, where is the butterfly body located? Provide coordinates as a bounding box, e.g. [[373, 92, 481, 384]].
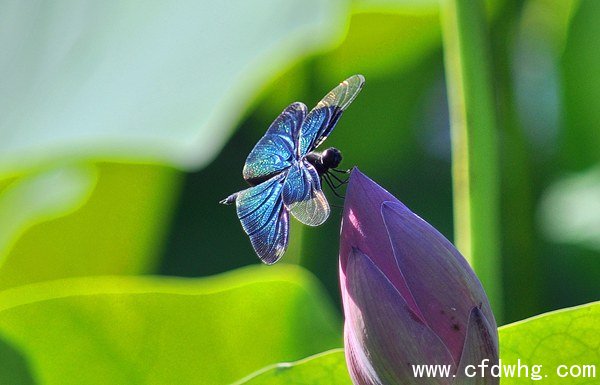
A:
[[305, 147, 343, 176], [221, 75, 365, 264]]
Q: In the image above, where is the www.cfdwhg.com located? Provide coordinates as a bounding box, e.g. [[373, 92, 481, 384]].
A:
[[412, 359, 597, 381]]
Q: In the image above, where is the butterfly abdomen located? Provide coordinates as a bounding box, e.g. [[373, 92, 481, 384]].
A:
[[219, 192, 239, 205], [244, 171, 282, 187]]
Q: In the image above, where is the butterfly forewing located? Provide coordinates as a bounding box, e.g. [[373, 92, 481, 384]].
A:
[[282, 161, 330, 226], [243, 102, 307, 184], [236, 173, 289, 264], [298, 74, 365, 157]]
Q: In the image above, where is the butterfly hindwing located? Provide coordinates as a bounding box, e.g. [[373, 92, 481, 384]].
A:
[[282, 160, 330, 226], [243, 102, 306, 184], [236, 173, 289, 264], [298, 74, 365, 157]]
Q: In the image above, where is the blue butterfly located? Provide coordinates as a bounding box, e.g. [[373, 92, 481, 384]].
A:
[[220, 75, 365, 264]]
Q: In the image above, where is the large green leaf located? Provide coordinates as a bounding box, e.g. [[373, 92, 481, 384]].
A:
[[234, 349, 352, 385], [0, 0, 347, 176], [499, 302, 599, 384], [234, 303, 600, 384], [0, 163, 180, 290], [0, 265, 342, 385]]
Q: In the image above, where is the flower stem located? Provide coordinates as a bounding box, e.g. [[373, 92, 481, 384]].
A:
[[440, 0, 502, 317]]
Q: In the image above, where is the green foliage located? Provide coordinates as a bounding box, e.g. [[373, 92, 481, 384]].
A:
[[499, 302, 600, 384], [0, 265, 341, 385]]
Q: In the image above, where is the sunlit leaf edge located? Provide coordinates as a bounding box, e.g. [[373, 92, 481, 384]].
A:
[[0, 264, 337, 314], [231, 348, 351, 385]]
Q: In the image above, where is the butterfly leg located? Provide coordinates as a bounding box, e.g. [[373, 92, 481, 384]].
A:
[[219, 192, 239, 205], [327, 171, 349, 187], [323, 174, 345, 199]]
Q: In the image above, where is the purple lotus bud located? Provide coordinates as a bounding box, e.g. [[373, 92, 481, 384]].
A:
[[340, 168, 498, 385]]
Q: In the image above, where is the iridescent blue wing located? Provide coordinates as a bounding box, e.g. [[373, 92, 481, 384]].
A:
[[243, 102, 306, 184], [236, 173, 289, 264], [282, 160, 330, 226], [298, 74, 365, 157]]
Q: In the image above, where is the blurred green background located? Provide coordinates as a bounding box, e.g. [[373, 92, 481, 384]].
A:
[[0, 0, 599, 384]]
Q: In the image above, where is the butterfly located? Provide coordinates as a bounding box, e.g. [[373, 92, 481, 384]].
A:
[[220, 75, 365, 264]]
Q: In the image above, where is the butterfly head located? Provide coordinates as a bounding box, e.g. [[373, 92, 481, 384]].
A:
[[321, 147, 342, 170]]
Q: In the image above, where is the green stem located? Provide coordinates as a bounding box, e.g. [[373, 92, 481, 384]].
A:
[[492, 0, 542, 323], [440, 0, 503, 318]]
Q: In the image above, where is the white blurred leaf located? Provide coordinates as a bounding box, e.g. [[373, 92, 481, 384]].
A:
[[539, 166, 600, 250], [0, 0, 347, 176]]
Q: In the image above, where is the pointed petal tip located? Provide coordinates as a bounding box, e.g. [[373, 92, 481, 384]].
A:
[[347, 167, 366, 189], [454, 306, 499, 383], [464, 305, 498, 356], [349, 167, 379, 185], [346, 168, 397, 207], [467, 306, 499, 350]]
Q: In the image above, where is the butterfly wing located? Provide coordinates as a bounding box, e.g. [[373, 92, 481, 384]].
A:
[[298, 74, 365, 157], [243, 102, 306, 184], [231, 76, 364, 262], [236, 173, 289, 264], [282, 160, 330, 226]]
